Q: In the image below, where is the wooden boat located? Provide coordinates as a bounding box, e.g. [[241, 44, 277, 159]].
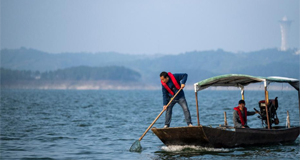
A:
[[151, 74, 300, 148]]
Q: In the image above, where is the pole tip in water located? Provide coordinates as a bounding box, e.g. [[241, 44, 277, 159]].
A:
[[129, 140, 142, 152]]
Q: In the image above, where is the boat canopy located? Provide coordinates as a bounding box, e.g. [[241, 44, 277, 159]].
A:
[[194, 74, 299, 92]]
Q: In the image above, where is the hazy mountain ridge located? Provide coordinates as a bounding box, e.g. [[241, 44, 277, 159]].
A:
[[0, 66, 143, 89], [1, 47, 299, 88], [0, 47, 151, 71]]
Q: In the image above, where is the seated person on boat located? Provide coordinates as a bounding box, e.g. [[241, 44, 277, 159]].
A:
[[233, 100, 257, 128]]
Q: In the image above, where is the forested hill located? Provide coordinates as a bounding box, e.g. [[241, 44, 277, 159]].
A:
[[0, 47, 151, 71], [0, 66, 142, 89], [1, 66, 141, 82], [1, 47, 299, 89]]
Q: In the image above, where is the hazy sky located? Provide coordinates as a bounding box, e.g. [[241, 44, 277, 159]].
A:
[[1, 0, 299, 54]]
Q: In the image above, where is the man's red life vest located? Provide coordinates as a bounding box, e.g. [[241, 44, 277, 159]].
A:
[[161, 72, 181, 95], [234, 106, 247, 126]]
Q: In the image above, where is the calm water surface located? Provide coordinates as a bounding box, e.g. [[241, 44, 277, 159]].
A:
[[1, 89, 299, 159]]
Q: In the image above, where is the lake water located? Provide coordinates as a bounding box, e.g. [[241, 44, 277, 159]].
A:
[[1, 89, 299, 159]]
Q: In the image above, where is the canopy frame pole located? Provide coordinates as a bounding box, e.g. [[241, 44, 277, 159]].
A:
[[195, 92, 200, 126], [264, 80, 271, 129], [239, 85, 244, 100], [286, 111, 290, 128], [298, 91, 300, 125]]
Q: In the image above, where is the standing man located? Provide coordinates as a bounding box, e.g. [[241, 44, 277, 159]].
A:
[[233, 100, 257, 128], [160, 71, 192, 128]]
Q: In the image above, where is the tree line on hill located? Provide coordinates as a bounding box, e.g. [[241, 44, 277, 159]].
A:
[[1, 47, 299, 87], [0, 66, 141, 84]]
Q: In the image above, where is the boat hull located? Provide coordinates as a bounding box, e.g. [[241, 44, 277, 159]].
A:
[[151, 126, 300, 148]]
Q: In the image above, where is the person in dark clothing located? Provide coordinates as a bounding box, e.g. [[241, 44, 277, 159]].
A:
[[233, 100, 257, 128], [160, 71, 192, 128]]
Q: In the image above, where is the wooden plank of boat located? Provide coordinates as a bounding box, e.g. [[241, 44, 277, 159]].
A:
[[151, 126, 210, 146], [151, 126, 300, 148], [204, 126, 300, 148]]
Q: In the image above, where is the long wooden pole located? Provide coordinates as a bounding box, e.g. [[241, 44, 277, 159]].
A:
[[195, 92, 200, 126], [138, 88, 182, 141]]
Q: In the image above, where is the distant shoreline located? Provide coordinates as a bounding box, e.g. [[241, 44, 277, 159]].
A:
[[1, 83, 296, 91]]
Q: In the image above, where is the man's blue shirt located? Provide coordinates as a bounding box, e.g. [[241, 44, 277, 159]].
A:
[[162, 73, 188, 105]]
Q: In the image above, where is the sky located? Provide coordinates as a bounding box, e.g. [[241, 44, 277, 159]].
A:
[[1, 0, 299, 54]]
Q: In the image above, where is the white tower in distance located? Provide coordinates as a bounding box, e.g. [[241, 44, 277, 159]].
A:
[[279, 16, 292, 51]]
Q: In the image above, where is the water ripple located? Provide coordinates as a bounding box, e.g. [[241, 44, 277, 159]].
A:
[[1, 90, 299, 159]]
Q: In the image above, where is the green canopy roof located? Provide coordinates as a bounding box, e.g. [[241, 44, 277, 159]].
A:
[[194, 74, 299, 92]]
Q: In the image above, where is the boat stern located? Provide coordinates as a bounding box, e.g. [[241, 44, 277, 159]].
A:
[[151, 126, 210, 147]]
